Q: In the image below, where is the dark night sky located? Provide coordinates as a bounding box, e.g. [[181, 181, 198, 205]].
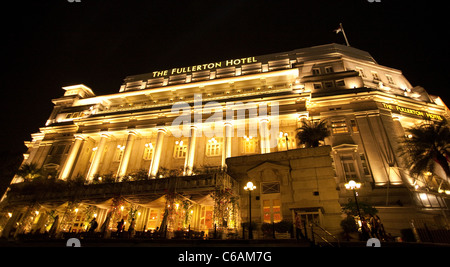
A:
[[1, 0, 449, 155]]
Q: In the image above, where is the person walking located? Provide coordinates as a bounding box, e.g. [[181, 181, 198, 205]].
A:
[[294, 212, 306, 240], [128, 218, 136, 238], [88, 217, 98, 233]]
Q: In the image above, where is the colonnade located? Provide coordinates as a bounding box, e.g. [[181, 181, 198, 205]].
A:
[[58, 118, 274, 182]]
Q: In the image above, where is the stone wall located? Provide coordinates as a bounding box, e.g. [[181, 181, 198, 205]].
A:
[[226, 145, 343, 235]]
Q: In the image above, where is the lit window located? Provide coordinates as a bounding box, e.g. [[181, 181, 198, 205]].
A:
[[278, 131, 296, 151], [113, 145, 125, 162], [360, 154, 370, 175], [371, 71, 380, 81], [325, 66, 334, 73], [143, 143, 154, 160], [340, 154, 359, 182], [174, 141, 187, 158], [243, 135, 257, 154], [206, 137, 222, 156], [356, 67, 366, 78], [385, 74, 395, 84], [331, 120, 348, 134], [263, 198, 282, 223], [350, 119, 358, 132]]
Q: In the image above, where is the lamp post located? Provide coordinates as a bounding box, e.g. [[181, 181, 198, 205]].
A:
[[244, 181, 256, 239], [344, 180, 362, 221], [279, 132, 289, 150]]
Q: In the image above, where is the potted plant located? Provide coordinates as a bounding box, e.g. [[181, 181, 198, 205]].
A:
[[274, 220, 293, 239]]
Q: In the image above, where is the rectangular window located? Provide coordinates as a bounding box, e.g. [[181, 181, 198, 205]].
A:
[[324, 81, 334, 88], [340, 154, 358, 181], [331, 120, 349, 134], [371, 71, 380, 81], [277, 131, 296, 151], [113, 146, 125, 162], [336, 79, 345, 87], [313, 83, 322, 89], [356, 67, 366, 78], [262, 182, 280, 194], [146, 209, 161, 230], [243, 136, 257, 154], [174, 141, 187, 158], [263, 198, 282, 223], [206, 137, 222, 156], [385, 74, 395, 84], [360, 154, 370, 175], [312, 68, 321, 75], [350, 119, 358, 132], [143, 143, 154, 160], [325, 66, 334, 73], [200, 206, 213, 229]]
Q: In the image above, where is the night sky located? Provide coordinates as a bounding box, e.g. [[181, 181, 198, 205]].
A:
[[1, 0, 449, 156]]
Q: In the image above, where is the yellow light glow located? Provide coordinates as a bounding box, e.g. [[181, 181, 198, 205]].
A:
[[344, 180, 361, 190], [244, 181, 256, 191]]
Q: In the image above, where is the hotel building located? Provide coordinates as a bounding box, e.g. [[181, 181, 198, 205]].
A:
[[1, 43, 449, 239]]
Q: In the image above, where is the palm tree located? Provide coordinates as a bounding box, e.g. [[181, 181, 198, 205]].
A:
[[399, 119, 450, 184], [16, 163, 43, 181], [296, 119, 330, 148]]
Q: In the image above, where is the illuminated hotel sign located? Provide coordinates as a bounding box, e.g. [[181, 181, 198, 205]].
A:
[[152, 57, 259, 78], [382, 103, 443, 120]]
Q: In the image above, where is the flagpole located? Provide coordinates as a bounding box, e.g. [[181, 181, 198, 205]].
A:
[[340, 23, 350, 47]]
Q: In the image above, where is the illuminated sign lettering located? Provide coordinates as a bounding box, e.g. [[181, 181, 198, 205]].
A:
[[382, 103, 443, 120], [152, 57, 258, 78]]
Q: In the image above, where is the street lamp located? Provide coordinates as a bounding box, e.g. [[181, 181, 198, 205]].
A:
[[279, 132, 289, 150], [244, 181, 256, 239], [344, 180, 363, 222]]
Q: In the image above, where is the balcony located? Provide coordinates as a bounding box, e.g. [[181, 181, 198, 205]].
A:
[[4, 172, 238, 207]]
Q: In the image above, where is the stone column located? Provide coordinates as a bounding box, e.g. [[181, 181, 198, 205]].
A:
[[184, 125, 198, 176], [148, 128, 167, 178], [116, 131, 137, 179], [59, 135, 84, 180], [86, 133, 109, 181], [259, 118, 270, 154], [222, 121, 233, 169]]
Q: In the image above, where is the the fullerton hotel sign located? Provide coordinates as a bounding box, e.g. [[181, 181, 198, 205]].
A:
[[151, 57, 259, 78]]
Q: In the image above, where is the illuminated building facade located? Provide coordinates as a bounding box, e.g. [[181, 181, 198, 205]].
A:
[[1, 43, 449, 239]]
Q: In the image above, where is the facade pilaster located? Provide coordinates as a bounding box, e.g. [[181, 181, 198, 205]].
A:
[[222, 121, 233, 169], [116, 131, 137, 179], [184, 125, 198, 176], [148, 128, 167, 178], [59, 135, 84, 180], [259, 118, 270, 154], [86, 133, 110, 181]]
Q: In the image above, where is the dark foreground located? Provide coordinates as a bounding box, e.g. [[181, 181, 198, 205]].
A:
[[1, 238, 449, 247]]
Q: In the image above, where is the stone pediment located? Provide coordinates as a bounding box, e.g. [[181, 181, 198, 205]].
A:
[[246, 161, 290, 184], [331, 143, 358, 152]]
